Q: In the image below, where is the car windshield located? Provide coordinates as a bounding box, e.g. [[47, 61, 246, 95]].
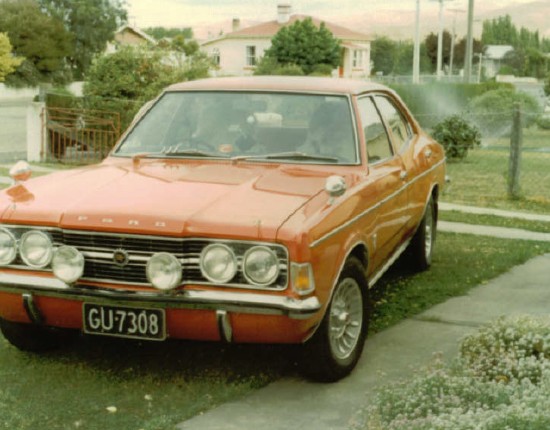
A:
[[114, 91, 358, 164]]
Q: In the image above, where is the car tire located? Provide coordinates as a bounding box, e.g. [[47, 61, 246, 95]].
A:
[[407, 195, 437, 271], [0, 318, 77, 352], [299, 256, 370, 382]]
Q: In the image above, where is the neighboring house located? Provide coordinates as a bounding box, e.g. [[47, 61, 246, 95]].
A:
[[483, 45, 514, 78], [106, 25, 157, 53], [200, 4, 372, 78]]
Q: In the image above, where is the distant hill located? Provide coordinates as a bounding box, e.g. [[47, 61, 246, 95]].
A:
[[337, 0, 550, 40], [194, 1, 550, 42]]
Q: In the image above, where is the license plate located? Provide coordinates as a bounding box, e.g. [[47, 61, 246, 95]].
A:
[[83, 303, 166, 341]]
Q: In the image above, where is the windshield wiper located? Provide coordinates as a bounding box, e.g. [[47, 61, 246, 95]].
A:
[[233, 151, 339, 163], [132, 149, 227, 159], [163, 149, 226, 158]]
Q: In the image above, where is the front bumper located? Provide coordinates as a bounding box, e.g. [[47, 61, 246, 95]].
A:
[[0, 272, 321, 320]]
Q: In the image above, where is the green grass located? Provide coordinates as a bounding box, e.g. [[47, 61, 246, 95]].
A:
[[442, 149, 550, 214], [2, 232, 550, 429], [370, 232, 550, 333], [439, 210, 550, 234], [483, 127, 550, 149], [0, 337, 294, 429]]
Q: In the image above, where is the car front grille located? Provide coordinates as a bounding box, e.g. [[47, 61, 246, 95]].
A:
[[8, 227, 288, 291]]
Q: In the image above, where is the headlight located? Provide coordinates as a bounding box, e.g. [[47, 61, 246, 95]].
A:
[[52, 246, 84, 284], [19, 230, 53, 268], [146, 252, 182, 291], [0, 228, 17, 266], [200, 244, 237, 284], [243, 246, 279, 286]]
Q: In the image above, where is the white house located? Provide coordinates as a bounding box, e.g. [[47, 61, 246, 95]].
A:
[[200, 4, 372, 79], [483, 45, 514, 78]]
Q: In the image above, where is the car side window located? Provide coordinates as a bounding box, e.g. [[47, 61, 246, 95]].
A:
[[374, 96, 412, 153], [357, 97, 393, 164]]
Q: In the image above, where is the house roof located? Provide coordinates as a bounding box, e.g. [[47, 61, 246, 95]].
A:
[[202, 14, 371, 46], [115, 25, 157, 44], [484, 45, 514, 60]]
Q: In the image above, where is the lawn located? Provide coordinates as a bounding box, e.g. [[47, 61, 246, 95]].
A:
[[442, 128, 550, 214], [1, 232, 550, 429]]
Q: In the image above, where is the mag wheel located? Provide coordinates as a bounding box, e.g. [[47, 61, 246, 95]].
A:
[[300, 257, 370, 382], [408, 195, 436, 271]]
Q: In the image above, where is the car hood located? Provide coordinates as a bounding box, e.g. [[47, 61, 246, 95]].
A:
[[0, 159, 336, 239]]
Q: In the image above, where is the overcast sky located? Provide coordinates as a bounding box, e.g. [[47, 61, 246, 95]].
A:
[[125, 0, 544, 38]]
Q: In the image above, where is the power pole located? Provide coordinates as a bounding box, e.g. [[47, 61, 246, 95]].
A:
[[436, 0, 445, 80], [413, 0, 421, 84], [448, 8, 465, 77], [464, 0, 475, 83]]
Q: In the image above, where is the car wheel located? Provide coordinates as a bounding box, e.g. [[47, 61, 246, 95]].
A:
[[407, 195, 436, 271], [299, 257, 370, 382], [0, 318, 77, 352]]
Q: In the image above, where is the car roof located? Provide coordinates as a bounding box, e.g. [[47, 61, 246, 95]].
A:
[[166, 76, 390, 96]]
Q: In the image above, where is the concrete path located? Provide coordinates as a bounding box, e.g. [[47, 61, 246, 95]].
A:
[[177, 253, 550, 430], [438, 220, 550, 242], [440, 202, 550, 223]]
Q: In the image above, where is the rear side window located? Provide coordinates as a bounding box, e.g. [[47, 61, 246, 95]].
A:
[[357, 97, 393, 164], [374, 96, 412, 152]]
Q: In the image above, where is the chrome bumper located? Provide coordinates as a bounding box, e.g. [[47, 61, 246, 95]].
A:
[[0, 272, 321, 320]]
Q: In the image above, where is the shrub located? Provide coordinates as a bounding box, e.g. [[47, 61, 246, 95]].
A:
[[83, 45, 211, 132], [363, 317, 550, 430], [467, 88, 542, 138], [537, 116, 550, 130], [460, 316, 550, 385], [431, 115, 481, 160], [309, 63, 334, 76]]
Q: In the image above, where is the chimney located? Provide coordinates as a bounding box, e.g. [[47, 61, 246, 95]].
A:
[[232, 18, 240, 32], [277, 4, 292, 24]]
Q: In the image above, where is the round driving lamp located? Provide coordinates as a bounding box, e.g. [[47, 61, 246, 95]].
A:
[[52, 246, 84, 284], [200, 244, 237, 284], [243, 246, 279, 286], [146, 252, 182, 291], [19, 230, 53, 268], [0, 228, 17, 266]]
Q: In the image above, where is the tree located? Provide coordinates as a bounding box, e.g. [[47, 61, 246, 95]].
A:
[[0, 0, 73, 86], [371, 37, 398, 75], [481, 15, 518, 46], [424, 31, 452, 71], [452, 36, 483, 70], [38, 0, 127, 78], [0, 33, 24, 81], [143, 27, 193, 40], [262, 18, 340, 75], [83, 46, 211, 130]]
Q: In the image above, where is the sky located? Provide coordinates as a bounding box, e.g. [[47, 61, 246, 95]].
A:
[[125, 0, 548, 39]]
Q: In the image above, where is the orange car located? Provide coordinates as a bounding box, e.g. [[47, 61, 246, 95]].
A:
[[0, 77, 445, 381]]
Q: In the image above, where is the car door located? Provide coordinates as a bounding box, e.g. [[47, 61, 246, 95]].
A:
[[372, 95, 415, 230], [373, 94, 433, 229], [356, 96, 409, 271]]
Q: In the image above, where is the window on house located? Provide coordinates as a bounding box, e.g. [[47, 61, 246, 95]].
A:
[[246, 46, 257, 66], [212, 48, 220, 66], [353, 50, 363, 68]]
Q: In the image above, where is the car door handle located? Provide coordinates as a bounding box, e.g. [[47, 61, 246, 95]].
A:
[[400, 170, 408, 181]]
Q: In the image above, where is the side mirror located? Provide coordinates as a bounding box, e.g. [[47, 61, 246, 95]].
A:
[[325, 175, 346, 204]]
